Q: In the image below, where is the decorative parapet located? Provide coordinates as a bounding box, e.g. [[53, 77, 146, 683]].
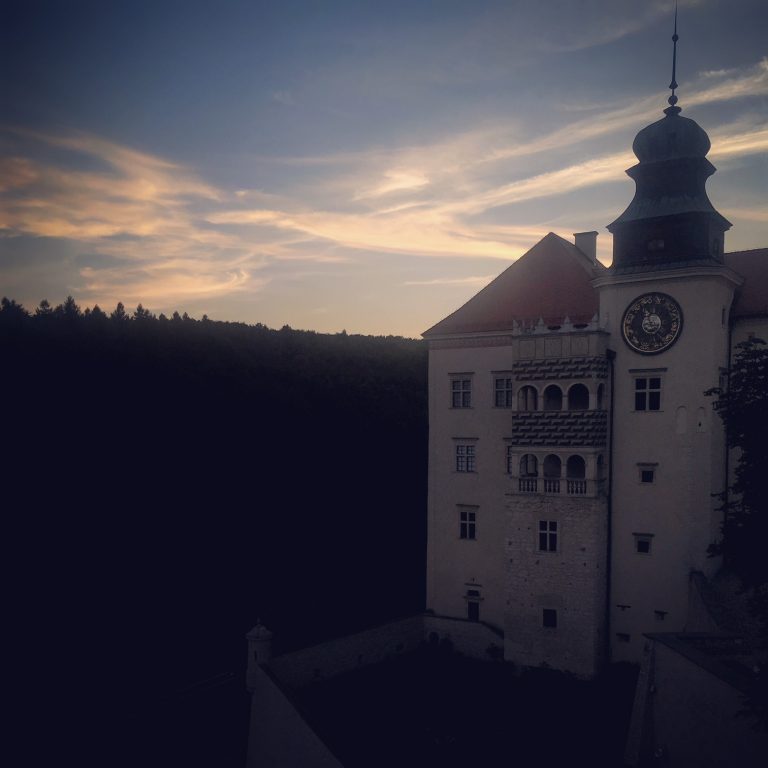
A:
[[510, 410, 608, 447], [512, 477, 606, 498], [512, 356, 609, 381]]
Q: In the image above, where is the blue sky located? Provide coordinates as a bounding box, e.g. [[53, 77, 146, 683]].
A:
[[1, 0, 766, 336]]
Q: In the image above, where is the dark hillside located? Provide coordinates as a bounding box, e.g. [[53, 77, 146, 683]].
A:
[[3, 298, 427, 765]]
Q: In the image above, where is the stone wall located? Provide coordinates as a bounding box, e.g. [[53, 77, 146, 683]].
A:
[[248, 613, 505, 767], [504, 493, 608, 677], [625, 634, 768, 767]]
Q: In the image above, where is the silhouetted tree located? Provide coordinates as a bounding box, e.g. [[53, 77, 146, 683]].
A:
[[133, 303, 154, 322], [36, 299, 53, 317], [111, 302, 128, 323], [709, 337, 768, 728], [0, 297, 29, 328]]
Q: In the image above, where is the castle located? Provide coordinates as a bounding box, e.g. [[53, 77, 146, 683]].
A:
[[246, 32, 768, 768], [423, 66, 768, 677]]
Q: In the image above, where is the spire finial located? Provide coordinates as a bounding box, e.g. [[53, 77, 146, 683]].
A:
[[666, 2, 681, 114]]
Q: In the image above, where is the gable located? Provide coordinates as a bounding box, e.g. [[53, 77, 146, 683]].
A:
[[423, 232, 604, 337]]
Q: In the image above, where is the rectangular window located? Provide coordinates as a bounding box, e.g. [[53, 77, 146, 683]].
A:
[[494, 377, 514, 407], [467, 589, 480, 622], [634, 533, 654, 555], [634, 377, 661, 411], [640, 469, 655, 484], [542, 609, 557, 628], [459, 508, 477, 540], [538, 520, 557, 552], [451, 378, 472, 408], [455, 444, 476, 472], [616, 633, 631, 643]]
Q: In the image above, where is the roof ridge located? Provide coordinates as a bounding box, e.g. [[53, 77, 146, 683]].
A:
[[725, 248, 768, 256]]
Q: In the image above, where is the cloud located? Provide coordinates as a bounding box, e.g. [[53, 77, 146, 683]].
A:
[[355, 169, 430, 199], [272, 90, 296, 107], [2, 57, 765, 314], [404, 275, 496, 286]]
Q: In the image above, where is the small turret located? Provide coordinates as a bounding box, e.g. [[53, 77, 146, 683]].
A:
[[246, 621, 273, 692]]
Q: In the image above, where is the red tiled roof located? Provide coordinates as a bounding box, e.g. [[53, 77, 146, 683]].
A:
[[423, 232, 604, 337], [725, 248, 768, 318]]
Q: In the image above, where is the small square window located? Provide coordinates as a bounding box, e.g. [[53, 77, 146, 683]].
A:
[[634, 533, 653, 555], [451, 378, 472, 408], [542, 608, 557, 628], [654, 610, 668, 622], [616, 633, 631, 643], [494, 377, 514, 408], [459, 508, 477, 540], [640, 469, 655, 484]]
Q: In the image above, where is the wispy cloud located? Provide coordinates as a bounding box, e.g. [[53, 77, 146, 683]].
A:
[[2, 57, 765, 313], [404, 275, 496, 286]]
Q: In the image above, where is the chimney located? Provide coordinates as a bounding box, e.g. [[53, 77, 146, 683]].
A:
[[574, 231, 598, 262]]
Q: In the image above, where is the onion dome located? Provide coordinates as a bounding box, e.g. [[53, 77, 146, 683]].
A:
[[632, 107, 711, 163], [606, 11, 730, 273]]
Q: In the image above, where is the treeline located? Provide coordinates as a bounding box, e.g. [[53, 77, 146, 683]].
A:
[[4, 295, 428, 756]]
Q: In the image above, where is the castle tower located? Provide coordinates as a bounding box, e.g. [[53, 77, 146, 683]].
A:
[[594, 24, 743, 662]]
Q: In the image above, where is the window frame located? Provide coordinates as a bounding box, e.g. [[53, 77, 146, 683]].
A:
[[459, 507, 477, 540], [455, 443, 476, 473], [542, 608, 558, 629], [634, 532, 654, 555], [450, 376, 473, 408], [493, 376, 514, 408], [633, 374, 663, 412], [538, 520, 558, 553]]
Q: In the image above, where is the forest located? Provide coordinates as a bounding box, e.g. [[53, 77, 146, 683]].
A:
[[3, 296, 427, 765]]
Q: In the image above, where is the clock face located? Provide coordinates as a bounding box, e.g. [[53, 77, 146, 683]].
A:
[[621, 292, 683, 355]]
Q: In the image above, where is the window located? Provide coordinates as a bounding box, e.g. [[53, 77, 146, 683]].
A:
[[520, 453, 538, 477], [538, 520, 557, 552], [542, 609, 557, 628], [568, 383, 589, 411], [451, 378, 472, 408], [455, 444, 476, 472], [635, 377, 661, 411], [654, 610, 668, 622], [466, 589, 481, 622], [640, 468, 655, 484], [494, 377, 514, 407], [518, 386, 538, 411], [634, 533, 654, 555], [543, 384, 563, 411], [542, 454, 562, 493], [459, 508, 477, 540], [616, 632, 631, 643]]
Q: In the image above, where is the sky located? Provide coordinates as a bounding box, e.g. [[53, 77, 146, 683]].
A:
[[1, 0, 766, 337]]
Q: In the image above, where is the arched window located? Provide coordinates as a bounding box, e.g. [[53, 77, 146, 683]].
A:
[[520, 454, 538, 477], [597, 384, 605, 410], [543, 454, 561, 478], [543, 385, 562, 411], [543, 454, 561, 494], [518, 386, 538, 411], [566, 455, 587, 495], [568, 383, 589, 411], [566, 455, 586, 479]]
